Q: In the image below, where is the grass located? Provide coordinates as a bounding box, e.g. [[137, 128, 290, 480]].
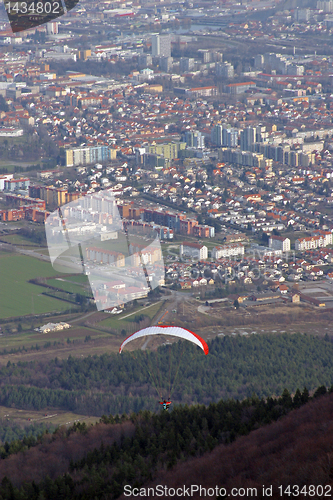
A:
[[98, 302, 163, 329], [0, 234, 43, 247], [0, 325, 111, 353], [46, 278, 92, 297], [0, 406, 100, 427], [0, 253, 75, 319], [66, 274, 90, 285]]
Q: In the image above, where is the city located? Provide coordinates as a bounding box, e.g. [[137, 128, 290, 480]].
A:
[[0, 0, 333, 497]]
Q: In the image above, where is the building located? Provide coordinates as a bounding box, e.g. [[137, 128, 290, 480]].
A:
[[294, 8, 310, 21], [212, 243, 244, 259], [240, 127, 256, 152], [146, 142, 186, 161], [269, 236, 291, 252], [138, 54, 152, 67], [295, 234, 331, 251], [0, 174, 13, 190], [211, 125, 238, 147], [159, 56, 173, 72], [151, 34, 171, 57], [216, 62, 234, 78], [180, 242, 208, 260], [4, 178, 30, 191], [46, 22, 59, 34], [184, 131, 205, 149], [311, 230, 333, 246], [211, 124, 223, 146], [66, 146, 113, 167], [188, 86, 218, 97], [226, 81, 256, 94], [223, 127, 238, 148], [180, 57, 195, 73], [317, 0, 333, 12]]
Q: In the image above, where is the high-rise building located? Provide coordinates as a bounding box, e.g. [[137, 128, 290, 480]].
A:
[[254, 54, 264, 69], [222, 127, 238, 148], [211, 125, 238, 147], [211, 124, 223, 146], [159, 56, 173, 72], [180, 57, 195, 73], [151, 34, 171, 57], [240, 127, 256, 151], [216, 62, 234, 78], [294, 8, 310, 21], [317, 0, 333, 12], [185, 131, 204, 149], [47, 22, 58, 35], [138, 54, 152, 67]]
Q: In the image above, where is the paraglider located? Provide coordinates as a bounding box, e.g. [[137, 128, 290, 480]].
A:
[[159, 400, 172, 411], [119, 325, 209, 410], [119, 325, 209, 355]]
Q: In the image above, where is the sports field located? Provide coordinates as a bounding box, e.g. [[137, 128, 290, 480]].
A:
[[0, 252, 74, 318]]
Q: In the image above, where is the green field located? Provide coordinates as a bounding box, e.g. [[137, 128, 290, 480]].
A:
[[46, 278, 92, 297], [0, 253, 75, 318], [0, 234, 44, 247], [0, 234, 47, 248], [0, 325, 110, 352], [98, 301, 163, 329]]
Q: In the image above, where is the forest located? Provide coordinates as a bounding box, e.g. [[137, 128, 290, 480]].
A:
[[0, 333, 333, 416], [0, 385, 324, 500]]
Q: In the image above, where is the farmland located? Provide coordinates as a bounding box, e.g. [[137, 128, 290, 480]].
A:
[[97, 301, 164, 330], [0, 406, 99, 428], [0, 251, 82, 319]]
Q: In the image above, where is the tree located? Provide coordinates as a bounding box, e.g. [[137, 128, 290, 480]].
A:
[[280, 388, 292, 408], [301, 387, 309, 404], [0, 95, 8, 112]]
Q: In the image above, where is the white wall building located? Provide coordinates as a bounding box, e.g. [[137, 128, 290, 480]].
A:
[[212, 243, 244, 259], [180, 242, 208, 260], [151, 34, 171, 57], [269, 236, 291, 252], [295, 233, 332, 251]]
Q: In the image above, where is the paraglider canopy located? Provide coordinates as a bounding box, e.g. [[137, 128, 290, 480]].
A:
[[119, 325, 209, 355]]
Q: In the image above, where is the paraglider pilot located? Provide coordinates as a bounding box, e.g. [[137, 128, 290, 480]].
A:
[[159, 399, 172, 411]]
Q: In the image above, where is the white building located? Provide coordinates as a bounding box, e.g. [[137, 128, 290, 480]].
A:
[[0, 173, 13, 191], [269, 236, 291, 252], [311, 230, 332, 246], [212, 243, 244, 259], [295, 233, 332, 251], [151, 34, 171, 57], [180, 242, 208, 260]]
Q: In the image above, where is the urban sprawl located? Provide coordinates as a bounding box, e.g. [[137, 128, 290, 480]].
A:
[[2, 0, 333, 309]]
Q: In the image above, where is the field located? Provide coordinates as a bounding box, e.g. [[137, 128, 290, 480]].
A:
[[46, 277, 92, 297], [0, 252, 78, 318], [98, 301, 164, 329], [0, 233, 44, 247], [0, 406, 100, 427]]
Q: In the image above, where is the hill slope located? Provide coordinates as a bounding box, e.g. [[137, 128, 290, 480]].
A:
[[138, 392, 333, 499], [0, 388, 331, 499]]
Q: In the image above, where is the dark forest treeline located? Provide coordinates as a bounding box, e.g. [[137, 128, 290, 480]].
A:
[[0, 386, 326, 500], [143, 390, 333, 499], [1, 334, 333, 415]]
